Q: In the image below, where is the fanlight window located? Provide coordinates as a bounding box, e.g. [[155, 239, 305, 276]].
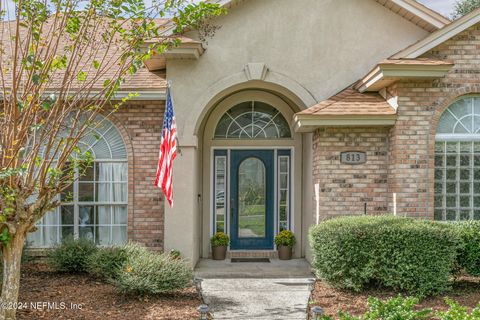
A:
[[435, 97, 480, 221], [214, 101, 291, 139]]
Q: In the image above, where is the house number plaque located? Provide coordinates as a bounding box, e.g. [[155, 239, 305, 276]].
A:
[[340, 151, 366, 165]]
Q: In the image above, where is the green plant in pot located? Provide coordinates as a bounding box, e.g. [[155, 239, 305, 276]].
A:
[[275, 230, 296, 260], [210, 232, 229, 260]]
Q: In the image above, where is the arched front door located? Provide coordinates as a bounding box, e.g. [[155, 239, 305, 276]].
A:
[[230, 150, 274, 250], [203, 90, 302, 256]]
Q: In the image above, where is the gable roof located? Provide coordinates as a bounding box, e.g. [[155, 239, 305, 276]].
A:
[[355, 58, 454, 92], [391, 8, 480, 58], [293, 87, 397, 132], [210, 0, 449, 32]]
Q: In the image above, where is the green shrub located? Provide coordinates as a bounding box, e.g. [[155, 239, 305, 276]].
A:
[[309, 215, 462, 296], [337, 296, 432, 320], [210, 232, 229, 247], [274, 230, 296, 247], [48, 237, 97, 273], [436, 299, 480, 320], [114, 243, 193, 295], [454, 221, 480, 276], [86, 246, 127, 280]]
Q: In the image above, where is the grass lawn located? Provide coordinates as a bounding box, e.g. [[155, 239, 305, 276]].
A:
[[308, 275, 480, 319], [15, 264, 202, 320]]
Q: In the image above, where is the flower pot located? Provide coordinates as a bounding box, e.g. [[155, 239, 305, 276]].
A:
[[277, 245, 293, 260], [212, 246, 227, 260]]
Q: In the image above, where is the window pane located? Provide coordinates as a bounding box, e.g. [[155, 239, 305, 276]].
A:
[[96, 226, 110, 245], [79, 183, 95, 201], [214, 156, 226, 234], [112, 183, 127, 202], [79, 226, 94, 241], [61, 206, 74, 225], [97, 183, 111, 201], [97, 206, 111, 224], [238, 157, 266, 238], [79, 206, 94, 225], [113, 206, 127, 225], [111, 226, 127, 245], [79, 165, 94, 182]]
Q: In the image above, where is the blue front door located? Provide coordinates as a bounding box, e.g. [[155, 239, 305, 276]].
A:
[[230, 150, 274, 250]]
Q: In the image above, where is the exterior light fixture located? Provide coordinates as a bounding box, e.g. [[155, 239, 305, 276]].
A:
[[311, 306, 324, 319], [198, 304, 209, 320]]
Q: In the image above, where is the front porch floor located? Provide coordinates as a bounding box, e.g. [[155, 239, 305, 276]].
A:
[[194, 258, 313, 279]]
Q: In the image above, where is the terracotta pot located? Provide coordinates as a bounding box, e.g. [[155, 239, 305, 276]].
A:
[[212, 246, 227, 260], [278, 245, 293, 260]]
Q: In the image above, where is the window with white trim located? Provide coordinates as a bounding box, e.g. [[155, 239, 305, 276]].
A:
[[435, 97, 480, 221], [28, 116, 128, 247]]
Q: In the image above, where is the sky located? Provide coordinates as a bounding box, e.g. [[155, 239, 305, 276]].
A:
[[0, 0, 461, 20], [418, 0, 457, 18]]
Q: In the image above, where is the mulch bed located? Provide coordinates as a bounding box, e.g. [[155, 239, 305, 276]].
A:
[[309, 275, 480, 319], [16, 264, 202, 320]]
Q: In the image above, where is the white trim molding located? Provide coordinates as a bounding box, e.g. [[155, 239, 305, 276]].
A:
[[391, 8, 480, 59], [355, 61, 454, 92], [293, 114, 397, 132]]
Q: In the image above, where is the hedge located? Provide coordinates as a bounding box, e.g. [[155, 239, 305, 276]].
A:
[[454, 221, 480, 276], [309, 215, 462, 296]]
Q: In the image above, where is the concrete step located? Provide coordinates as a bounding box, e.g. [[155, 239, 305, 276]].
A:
[[194, 258, 314, 279]]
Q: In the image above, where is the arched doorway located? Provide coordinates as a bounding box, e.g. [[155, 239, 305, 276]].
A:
[[201, 90, 302, 256]]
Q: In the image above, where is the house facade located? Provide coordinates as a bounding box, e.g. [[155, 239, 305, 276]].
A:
[[28, 0, 480, 265]]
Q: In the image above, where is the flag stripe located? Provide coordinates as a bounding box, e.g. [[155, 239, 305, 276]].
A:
[[155, 87, 177, 207]]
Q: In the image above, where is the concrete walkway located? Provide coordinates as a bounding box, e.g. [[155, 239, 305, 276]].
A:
[[195, 259, 314, 319]]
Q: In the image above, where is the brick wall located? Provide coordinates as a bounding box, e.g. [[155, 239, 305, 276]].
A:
[[388, 23, 480, 219], [111, 100, 166, 250], [312, 127, 390, 220]]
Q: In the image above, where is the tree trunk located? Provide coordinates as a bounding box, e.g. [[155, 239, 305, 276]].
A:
[[0, 231, 26, 320]]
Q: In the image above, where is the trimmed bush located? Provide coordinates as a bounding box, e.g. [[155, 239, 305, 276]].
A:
[[48, 237, 97, 273], [114, 243, 193, 295], [309, 215, 462, 296], [454, 221, 480, 276], [86, 246, 127, 280]]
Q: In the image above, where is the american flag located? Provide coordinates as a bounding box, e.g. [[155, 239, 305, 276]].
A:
[[155, 86, 177, 207]]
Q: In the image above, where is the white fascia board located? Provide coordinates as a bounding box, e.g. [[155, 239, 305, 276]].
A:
[[42, 90, 166, 101], [392, 10, 480, 59], [357, 64, 453, 92], [294, 115, 397, 132], [390, 0, 449, 29]]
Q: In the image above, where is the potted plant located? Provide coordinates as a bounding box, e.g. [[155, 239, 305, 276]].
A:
[[210, 232, 229, 260], [275, 230, 296, 260]]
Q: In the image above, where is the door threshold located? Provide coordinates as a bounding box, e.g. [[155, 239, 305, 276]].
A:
[[231, 257, 270, 263]]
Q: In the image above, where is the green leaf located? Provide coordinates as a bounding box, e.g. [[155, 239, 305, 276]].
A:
[[77, 71, 87, 82], [32, 74, 40, 84], [93, 60, 100, 69]]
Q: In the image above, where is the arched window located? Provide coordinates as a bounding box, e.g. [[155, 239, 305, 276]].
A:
[[28, 115, 128, 247], [214, 101, 291, 139], [435, 97, 480, 221]]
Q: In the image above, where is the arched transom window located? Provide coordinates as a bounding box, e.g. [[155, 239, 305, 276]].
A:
[[435, 97, 480, 221], [214, 101, 291, 139], [29, 115, 128, 247]]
